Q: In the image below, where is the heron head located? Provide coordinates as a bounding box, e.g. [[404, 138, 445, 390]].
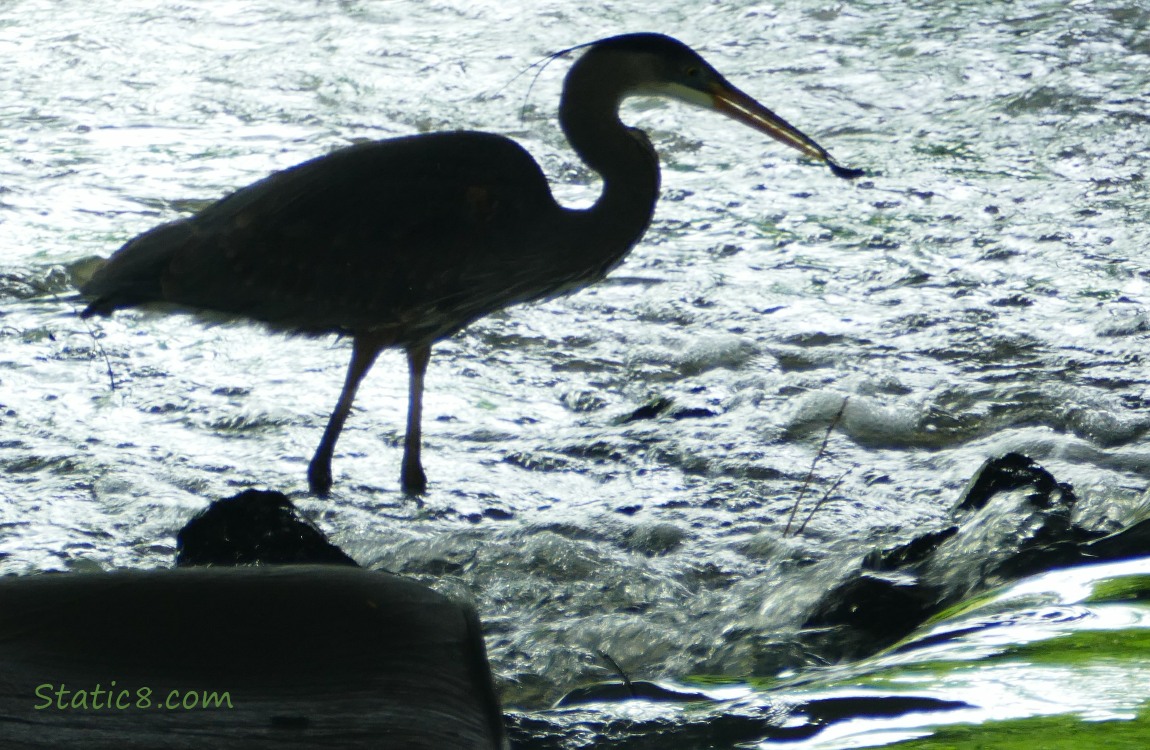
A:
[[584, 33, 864, 180]]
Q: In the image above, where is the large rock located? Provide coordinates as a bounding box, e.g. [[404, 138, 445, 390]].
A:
[[798, 453, 1115, 664], [0, 565, 507, 749]]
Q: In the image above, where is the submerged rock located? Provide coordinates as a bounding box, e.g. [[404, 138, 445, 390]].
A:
[[797, 453, 1128, 665], [622, 522, 687, 556], [799, 695, 969, 726], [863, 526, 958, 571], [527, 689, 968, 748], [556, 680, 711, 706], [1084, 518, 1150, 561], [803, 571, 941, 658], [617, 395, 718, 424], [924, 453, 1099, 596], [620, 396, 675, 423]]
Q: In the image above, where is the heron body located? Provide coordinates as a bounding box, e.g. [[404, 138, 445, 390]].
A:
[[81, 33, 860, 496]]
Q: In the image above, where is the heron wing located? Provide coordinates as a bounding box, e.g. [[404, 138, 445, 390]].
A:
[[86, 132, 559, 342]]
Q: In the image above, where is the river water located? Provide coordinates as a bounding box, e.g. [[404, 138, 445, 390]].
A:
[[1, 0, 1148, 742]]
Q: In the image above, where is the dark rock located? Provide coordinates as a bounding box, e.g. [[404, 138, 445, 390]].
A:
[[796, 452, 1131, 669], [623, 522, 685, 556], [799, 695, 969, 725], [1083, 518, 1150, 561], [671, 406, 717, 419], [863, 526, 958, 571], [926, 479, 1097, 596], [556, 680, 711, 706], [801, 571, 941, 660], [176, 489, 359, 567], [955, 452, 1074, 511], [620, 396, 674, 423], [916, 452, 1105, 597]]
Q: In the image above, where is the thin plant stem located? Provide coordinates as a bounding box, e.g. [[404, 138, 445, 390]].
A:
[[783, 397, 848, 537], [80, 316, 118, 392], [597, 650, 636, 697], [795, 468, 852, 536]]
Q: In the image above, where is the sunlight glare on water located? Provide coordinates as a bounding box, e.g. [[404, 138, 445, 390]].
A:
[[1, 0, 1148, 718], [782, 559, 1150, 749]]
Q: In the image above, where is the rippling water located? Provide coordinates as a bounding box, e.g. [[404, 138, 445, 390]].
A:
[[1, 0, 1148, 730]]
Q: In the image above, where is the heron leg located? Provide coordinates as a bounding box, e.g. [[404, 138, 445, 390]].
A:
[[400, 344, 431, 495], [307, 335, 385, 496]]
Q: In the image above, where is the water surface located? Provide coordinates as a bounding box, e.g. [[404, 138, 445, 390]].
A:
[[1, 0, 1148, 738]]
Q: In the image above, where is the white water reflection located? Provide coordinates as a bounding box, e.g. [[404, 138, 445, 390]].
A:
[[1, 0, 1148, 718], [779, 559, 1150, 749]]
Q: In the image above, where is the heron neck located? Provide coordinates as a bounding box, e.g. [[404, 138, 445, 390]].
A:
[[558, 67, 661, 258]]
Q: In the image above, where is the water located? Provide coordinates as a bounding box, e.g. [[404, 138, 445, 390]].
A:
[[770, 557, 1150, 749], [1, 0, 1148, 739]]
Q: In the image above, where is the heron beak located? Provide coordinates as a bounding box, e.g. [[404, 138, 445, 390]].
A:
[[710, 82, 864, 180]]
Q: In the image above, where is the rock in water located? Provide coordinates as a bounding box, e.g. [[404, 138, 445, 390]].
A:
[[0, 566, 508, 749], [798, 453, 1111, 664], [176, 489, 359, 567]]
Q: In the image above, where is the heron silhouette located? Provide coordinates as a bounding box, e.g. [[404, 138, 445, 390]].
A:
[[81, 33, 862, 496]]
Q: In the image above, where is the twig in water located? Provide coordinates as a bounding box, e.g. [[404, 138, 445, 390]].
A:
[[783, 397, 848, 537], [79, 314, 117, 392], [596, 650, 636, 698], [795, 468, 852, 536]]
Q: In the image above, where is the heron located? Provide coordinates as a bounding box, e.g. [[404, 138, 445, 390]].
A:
[[81, 33, 862, 496]]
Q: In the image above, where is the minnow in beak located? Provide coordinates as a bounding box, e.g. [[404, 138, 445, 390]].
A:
[[709, 81, 865, 180]]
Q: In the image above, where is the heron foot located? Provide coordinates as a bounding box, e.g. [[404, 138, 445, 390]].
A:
[[401, 463, 427, 496], [308, 459, 333, 497]]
